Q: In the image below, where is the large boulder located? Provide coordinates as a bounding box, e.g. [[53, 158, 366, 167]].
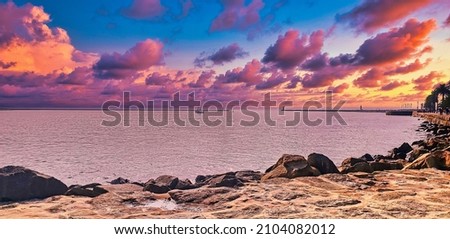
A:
[[0, 166, 68, 202], [340, 157, 373, 174], [403, 150, 450, 170], [143, 175, 179, 194], [307, 153, 340, 174], [65, 183, 108, 197], [262, 154, 321, 181]]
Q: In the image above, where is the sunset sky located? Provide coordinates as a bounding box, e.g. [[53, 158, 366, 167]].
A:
[[0, 0, 449, 108]]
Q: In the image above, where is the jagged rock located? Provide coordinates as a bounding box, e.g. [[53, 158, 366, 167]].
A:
[[404, 150, 450, 170], [0, 166, 68, 202], [262, 154, 321, 180], [65, 183, 108, 197], [307, 153, 340, 174]]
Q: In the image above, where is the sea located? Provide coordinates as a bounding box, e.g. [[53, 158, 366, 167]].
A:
[[0, 110, 426, 185]]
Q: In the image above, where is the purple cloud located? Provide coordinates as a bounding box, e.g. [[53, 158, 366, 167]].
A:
[[0, 60, 16, 69], [121, 0, 166, 20], [194, 43, 249, 67], [336, 0, 433, 33], [210, 0, 264, 32], [93, 39, 164, 79], [262, 30, 324, 70]]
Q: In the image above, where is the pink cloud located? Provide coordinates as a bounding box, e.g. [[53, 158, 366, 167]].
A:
[[353, 68, 386, 88], [301, 68, 350, 88], [413, 71, 445, 91], [262, 30, 324, 70], [0, 2, 96, 74], [216, 59, 263, 86], [210, 0, 264, 32], [327, 83, 349, 93], [384, 58, 431, 75], [301, 53, 328, 71], [336, 0, 433, 33], [56, 67, 92, 86], [189, 70, 215, 88], [0, 2, 70, 44], [353, 19, 436, 65], [255, 72, 289, 90], [121, 0, 166, 20], [145, 72, 172, 86], [380, 81, 408, 91], [194, 43, 249, 67], [93, 39, 164, 79]]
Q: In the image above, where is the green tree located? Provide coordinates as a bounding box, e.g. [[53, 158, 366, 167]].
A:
[[424, 93, 437, 110], [434, 83, 450, 106]]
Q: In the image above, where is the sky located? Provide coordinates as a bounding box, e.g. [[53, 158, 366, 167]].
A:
[[0, 0, 449, 108]]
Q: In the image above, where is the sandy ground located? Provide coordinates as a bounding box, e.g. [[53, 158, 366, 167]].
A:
[[1, 169, 450, 219]]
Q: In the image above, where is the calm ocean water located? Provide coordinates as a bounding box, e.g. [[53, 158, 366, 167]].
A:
[[0, 110, 426, 185]]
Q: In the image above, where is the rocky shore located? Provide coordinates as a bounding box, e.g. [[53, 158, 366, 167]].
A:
[[1, 115, 450, 218]]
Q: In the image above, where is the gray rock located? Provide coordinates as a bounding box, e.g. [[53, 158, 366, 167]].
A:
[[0, 166, 68, 202], [307, 153, 340, 174]]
